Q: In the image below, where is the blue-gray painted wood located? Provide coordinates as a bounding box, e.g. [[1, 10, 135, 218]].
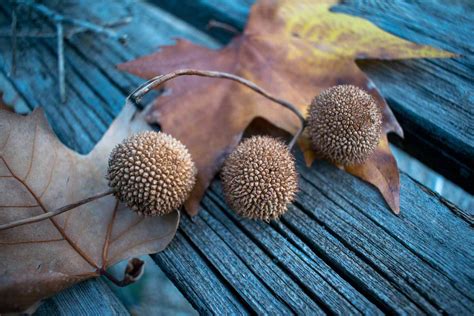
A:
[[0, 0, 473, 314], [149, 0, 254, 43], [35, 279, 129, 316], [151, 154, 473, 314]]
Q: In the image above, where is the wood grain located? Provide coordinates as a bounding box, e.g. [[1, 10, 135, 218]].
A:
[[36, 279, 129, 315], [152, 155, 473, 314]]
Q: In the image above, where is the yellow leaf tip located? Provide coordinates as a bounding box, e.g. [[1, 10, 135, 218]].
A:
[[410, 45, 458, 59]]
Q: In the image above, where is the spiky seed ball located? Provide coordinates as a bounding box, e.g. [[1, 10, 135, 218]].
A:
[[308, 85, 382, 166], [221, 136, 298, 221], [107, 131, 197, 216]]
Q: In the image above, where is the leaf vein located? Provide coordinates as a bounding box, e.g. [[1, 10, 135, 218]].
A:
[[101, 200, 119, 269], [107, 229, 175, 266], [0, 205, 39, 208], [0, 123, 12, 153], [39, 144, 58, 199], [0, 237, 64, 245], [23, 122, 38, 182], [110, 217, 144, 244], [0, 156, 99, 269]]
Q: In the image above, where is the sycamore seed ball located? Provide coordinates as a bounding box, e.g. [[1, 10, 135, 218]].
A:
[[107, 131, 197, 216], [308, 85, 382, 166], [221, 136, 298, 221]]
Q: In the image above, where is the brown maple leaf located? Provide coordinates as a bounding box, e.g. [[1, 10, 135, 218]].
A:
[[0, 102, 179, 313], [118, 0, 453, 215]]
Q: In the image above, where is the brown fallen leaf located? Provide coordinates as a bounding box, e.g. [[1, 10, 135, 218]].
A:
[[0, 102, 179, 313], [345, 135, 400, 213], [118, 0, 453, 215]]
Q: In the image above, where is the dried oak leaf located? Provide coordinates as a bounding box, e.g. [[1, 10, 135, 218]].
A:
[[118, 0, 453, 215], [0, 102, 179, 313]]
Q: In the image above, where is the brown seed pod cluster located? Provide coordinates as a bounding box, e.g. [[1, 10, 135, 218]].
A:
[[107, 131, 197, 216], [308, 85, 382, 166], [221, 136, 298, 221]]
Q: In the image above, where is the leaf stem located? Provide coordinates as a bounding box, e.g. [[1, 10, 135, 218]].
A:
[[0, 190, 113, 231], [100, 269, 131, 287], [207, 20, 240, 34], [127, 69, 306, 150], [99, 257, 145, 287]]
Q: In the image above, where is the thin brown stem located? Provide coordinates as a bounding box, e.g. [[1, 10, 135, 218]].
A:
[[207, 19, 239, 34], [0, 190, 113, 231], [100, 269, 130, 287], [127, 69, 306, 150], [10, 6, 17, 76], [99, 257, 145, 287]]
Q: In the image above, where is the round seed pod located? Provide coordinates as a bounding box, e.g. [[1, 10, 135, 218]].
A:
[[308, 85, 382, 166], [107, 131, 197, 216], [221, 136, 298, 221]]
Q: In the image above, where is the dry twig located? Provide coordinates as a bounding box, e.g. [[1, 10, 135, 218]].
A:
[[6, 0, 130, 102]]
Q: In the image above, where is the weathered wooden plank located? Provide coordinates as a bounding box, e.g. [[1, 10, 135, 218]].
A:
[[293, 159, 473, 311], [201, 193, 384, 315], [296, 162, 474, 292], [1, 1, 473, 314], [152, 231, 250, 315], [152, 0, 474, 193], [176, 214, 296, 315], [193, 218, 328, 314], [35, 279, 129, 316], [204, 189, 425, 314], [152, 155, 473, 314]]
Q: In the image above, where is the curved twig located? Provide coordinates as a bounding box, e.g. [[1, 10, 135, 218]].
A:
[[127, 69, 306, 150], [0, 70, 305, 231]]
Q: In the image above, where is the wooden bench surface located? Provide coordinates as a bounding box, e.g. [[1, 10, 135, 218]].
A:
[[0, 0, 472, 314], [35, 279, 128, 315]]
